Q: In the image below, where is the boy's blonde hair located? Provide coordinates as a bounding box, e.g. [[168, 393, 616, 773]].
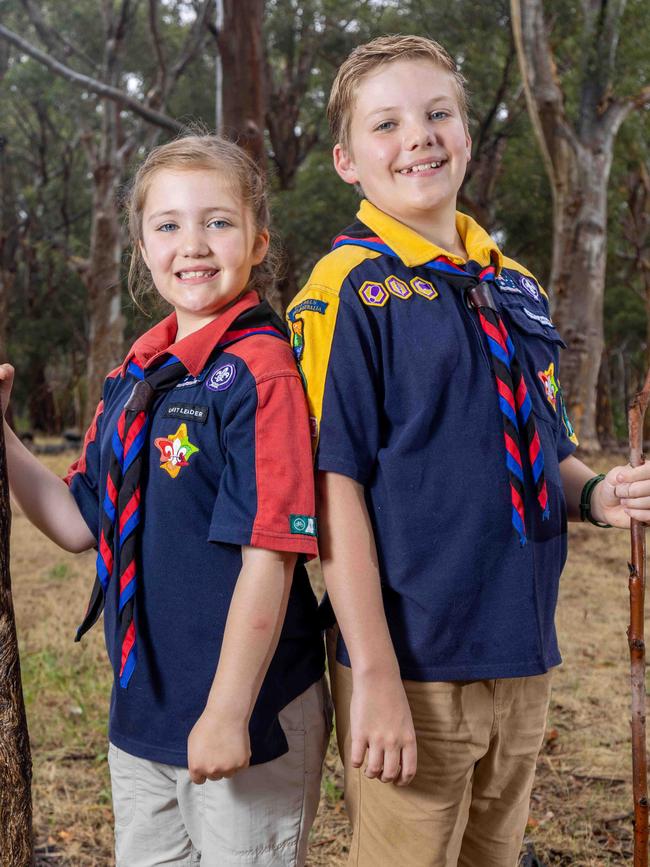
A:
[[126, 134, 276, 308], [328, 34, 469, 152]]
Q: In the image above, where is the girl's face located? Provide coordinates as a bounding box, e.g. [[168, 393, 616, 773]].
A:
[[139, 168, 269, 338]]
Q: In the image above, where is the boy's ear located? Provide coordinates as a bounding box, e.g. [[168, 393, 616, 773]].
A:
[[465, 130, 472, 162], [252, 228, 270, 265], [333, 144, 359, 186]]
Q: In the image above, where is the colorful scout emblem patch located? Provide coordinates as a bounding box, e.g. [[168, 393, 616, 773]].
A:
[[519, 275, 540, 301], [290, 514, 317, 536], [359, 280, 389, 307], [538, 362, 559, 411], [286, 298, 329, 384], [385, 275, 412, 299], [495, 272, 521, 294], [207, 362, 237, 392], [558, 387, 579, 445], [154, 423, 199, 478]]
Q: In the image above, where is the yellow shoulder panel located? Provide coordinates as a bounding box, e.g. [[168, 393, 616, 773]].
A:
[[287, 245, 380, 455], [501, 255, 549, 300]]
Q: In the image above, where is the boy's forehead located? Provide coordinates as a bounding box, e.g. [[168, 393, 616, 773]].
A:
[[351, 58, 459, 117]]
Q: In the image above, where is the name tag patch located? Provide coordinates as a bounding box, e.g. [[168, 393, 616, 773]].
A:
[[523, 307, 554, 328], [164, 403, 209, 424]]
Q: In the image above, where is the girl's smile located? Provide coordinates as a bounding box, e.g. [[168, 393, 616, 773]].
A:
[[139, 169, 269, 339]]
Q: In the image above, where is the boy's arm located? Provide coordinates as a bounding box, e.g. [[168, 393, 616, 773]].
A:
[[0, 364, 95, 552], [318, 470, 417, 787], [560, 454, 650, 526], [187, 545, 295, 784]]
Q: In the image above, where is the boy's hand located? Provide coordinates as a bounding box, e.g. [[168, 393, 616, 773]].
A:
[[350, 670, 417, 787], [592, 463, 650, 528], [0, 364, 15, 417], [187, 707, 251, 784]]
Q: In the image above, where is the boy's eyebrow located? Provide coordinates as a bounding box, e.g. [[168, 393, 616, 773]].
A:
[[147, 206, 239, 221], [366, 95, 454, 119]]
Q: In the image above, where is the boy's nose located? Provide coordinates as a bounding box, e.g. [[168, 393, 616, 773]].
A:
[[403, 121, 434, 150]]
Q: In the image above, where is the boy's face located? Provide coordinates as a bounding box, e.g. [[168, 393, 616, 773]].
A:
[[333, 59, 471, 229]]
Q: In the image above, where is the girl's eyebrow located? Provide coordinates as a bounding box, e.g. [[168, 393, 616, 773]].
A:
[[147, 206, 239, 221]]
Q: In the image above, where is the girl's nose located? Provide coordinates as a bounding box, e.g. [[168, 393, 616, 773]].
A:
[[182, 230, 210, 257]]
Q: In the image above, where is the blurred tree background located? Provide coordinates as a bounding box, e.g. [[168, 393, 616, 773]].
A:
[[0, 0, 648, 446]]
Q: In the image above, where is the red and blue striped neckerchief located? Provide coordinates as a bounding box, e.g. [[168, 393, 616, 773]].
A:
[[75, 304, 288, 688], [332, 231, 549, 545]]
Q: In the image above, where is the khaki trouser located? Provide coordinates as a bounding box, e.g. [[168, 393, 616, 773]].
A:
[[331, 657, 552, 867], [108, 678, 331, 867]]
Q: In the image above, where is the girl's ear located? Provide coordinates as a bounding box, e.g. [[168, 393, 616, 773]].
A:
[[139, 240, 150, 270], [333, 144, 359, 186], [252, 228, 270, 265]]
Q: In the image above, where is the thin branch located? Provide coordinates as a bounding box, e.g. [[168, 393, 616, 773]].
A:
[[0, 23, 183, 133], [20, 0, 100, 73]]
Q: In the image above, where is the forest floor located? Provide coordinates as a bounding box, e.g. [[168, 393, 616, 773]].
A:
[[7, 449, 645, 866]]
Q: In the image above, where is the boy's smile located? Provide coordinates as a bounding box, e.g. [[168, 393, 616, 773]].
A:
[[333, 58, 471, 253]]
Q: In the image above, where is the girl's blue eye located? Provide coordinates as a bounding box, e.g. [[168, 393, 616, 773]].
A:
[[376, 120, 395, 131], [208, 218, 230, 229], [158, 223, 177, 232]]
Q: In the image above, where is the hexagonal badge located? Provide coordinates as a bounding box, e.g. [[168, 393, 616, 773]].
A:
[[385, 275, 412, 299], [358, 280, 389, 307], [411, 277, 439, 300]]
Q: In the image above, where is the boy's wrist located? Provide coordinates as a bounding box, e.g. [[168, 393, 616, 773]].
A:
[[580, 474, 611, 527]]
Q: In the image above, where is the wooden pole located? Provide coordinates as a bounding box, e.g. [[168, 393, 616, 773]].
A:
[[0, 419, 33, 866], [628, 367, 650, 867]]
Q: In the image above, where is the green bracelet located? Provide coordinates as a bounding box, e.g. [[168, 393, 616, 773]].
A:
[[579, 473, 611, 527]]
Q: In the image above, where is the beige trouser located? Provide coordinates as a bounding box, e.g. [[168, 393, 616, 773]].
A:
[[108, 678, 332, 867], [331, 659, 552, 867]]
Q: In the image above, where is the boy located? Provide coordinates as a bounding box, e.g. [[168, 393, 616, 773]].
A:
[[287, 34, 650, 867]]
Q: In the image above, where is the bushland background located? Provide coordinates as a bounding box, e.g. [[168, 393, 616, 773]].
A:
[[1, 1, 650, 864]]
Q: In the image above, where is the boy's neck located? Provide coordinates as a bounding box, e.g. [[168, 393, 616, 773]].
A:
[[374, 201, 468, 261]]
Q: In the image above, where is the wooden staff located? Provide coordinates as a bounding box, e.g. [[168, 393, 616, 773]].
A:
[[0, 418, 33, 866], [628, 367, 650, 867]]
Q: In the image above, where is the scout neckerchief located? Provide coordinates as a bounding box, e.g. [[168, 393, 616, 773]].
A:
[[332, 225, 549, 546], [75, 301, 288, 688]]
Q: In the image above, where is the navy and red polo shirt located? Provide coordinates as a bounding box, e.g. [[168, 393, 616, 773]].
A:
[[287, 200, 578, 682], [66, 291, 324, 766]]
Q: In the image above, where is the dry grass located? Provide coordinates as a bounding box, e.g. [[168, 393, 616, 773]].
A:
[[7, 449, 646, 865]]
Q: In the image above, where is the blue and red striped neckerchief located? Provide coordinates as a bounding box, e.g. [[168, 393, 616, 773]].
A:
[[332, 229, 549, 545], [75, 302, 288, 687]]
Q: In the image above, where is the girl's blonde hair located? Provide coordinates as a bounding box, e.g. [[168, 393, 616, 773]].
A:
[[126, 134, 276, 309]]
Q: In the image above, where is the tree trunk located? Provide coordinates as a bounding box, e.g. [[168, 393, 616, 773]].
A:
[[549, 145, 611, 449], [83, 160, 124, 426], [217, 0, 266, 168], [0, 422, 33, 866]]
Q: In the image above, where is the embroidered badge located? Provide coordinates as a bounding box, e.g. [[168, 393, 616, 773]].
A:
[[519, 275, 540, 301], [523, 308, 554, 328], [359, 280, 389, 307], [154, 423, 199, 478], [290, 514, 318, 537], [385, 275, 412, 299], [164, 403, 209, 424], [495, 272, 522, 294], [289, 298, 329, 318], [287, 298, 329, 382], [410, 277, 439, 300], [207, 362, 237, 392], [538, 362, 559, 411], [558, 386, 579, 445]]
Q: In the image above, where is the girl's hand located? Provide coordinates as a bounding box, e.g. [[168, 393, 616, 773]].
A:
[[187, 707, 251, 784], [593, 463, 650, 528], [0, 363, 15, 417]]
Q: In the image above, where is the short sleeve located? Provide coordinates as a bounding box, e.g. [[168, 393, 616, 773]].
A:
[[289, 287, 381, 485], [209, 373, 318, 556], [64, 398, 104, 542]]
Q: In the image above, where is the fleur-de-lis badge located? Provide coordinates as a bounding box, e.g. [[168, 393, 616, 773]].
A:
[[154, 423, 199, 478]]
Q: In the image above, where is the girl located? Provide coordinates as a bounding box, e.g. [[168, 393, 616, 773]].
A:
[[1, 135, 330, 867]]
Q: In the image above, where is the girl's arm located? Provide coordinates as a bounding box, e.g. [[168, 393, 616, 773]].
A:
[[0, 364, 95, 553], [187, 545, 295, 783]]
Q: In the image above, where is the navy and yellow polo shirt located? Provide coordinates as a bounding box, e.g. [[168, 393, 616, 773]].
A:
[[287, 200, 578, 681], [66, 291, 324, 765]]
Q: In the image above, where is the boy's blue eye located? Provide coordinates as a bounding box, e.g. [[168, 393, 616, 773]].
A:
[[429, 110, 449, 121]]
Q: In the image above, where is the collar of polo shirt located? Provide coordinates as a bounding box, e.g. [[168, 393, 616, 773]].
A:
[[357, 199, 504, 273]]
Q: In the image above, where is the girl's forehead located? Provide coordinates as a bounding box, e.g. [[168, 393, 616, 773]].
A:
[[143, 167, 243, 212]]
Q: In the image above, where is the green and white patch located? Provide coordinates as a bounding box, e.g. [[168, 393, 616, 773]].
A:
[[289, 514, 317, 537]]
